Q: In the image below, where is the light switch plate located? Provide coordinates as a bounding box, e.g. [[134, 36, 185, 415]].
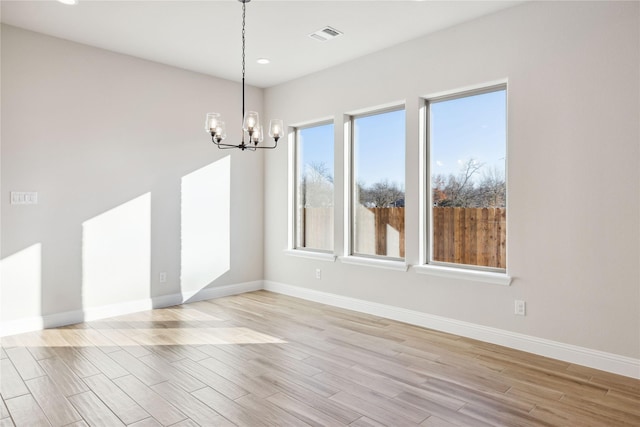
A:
[[10, 192, 38, 205]]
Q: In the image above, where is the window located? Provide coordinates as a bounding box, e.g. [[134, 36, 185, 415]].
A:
[[295, 122, 334, 252], [428, 86, 507, 271], [352, 108, 406, 259]]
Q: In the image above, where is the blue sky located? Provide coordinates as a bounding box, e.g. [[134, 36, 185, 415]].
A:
[[430, 89, 506, 181], [297, 89, 506, 187], [354, 109, 406, 187], [298, 123, 334, 179]]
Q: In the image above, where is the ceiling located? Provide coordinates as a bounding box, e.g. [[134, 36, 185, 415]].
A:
[[0, 0, 524, 88]]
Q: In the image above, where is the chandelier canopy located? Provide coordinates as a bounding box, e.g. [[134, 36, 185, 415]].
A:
[[205, 0, 283, 151]]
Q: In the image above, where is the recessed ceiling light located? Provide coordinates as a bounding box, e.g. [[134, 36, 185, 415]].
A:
[[57, 0, 79, 4], [256, 58, 270, 65]]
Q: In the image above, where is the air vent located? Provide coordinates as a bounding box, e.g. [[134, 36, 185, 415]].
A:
[[308, 26, 343, 42]]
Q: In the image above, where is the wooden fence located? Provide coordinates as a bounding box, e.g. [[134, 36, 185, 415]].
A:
[[367, 207, 405, 258], [302, 206, 506, 269], [432, 207, 506, 269]]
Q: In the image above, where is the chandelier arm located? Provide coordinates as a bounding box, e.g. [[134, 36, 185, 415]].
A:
[[253, 142, 278, 150], [212, 136, 243, 149], [215, 142, 242, 148]]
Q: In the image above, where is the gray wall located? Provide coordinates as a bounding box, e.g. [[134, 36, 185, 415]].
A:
[[263, 1, 640, 359], [1, 25, 264, 323]]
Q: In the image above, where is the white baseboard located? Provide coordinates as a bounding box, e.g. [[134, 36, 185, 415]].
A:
[[0, 281, 263, 338], [263, 281, 640, 379], [178, 281, 263, 304]]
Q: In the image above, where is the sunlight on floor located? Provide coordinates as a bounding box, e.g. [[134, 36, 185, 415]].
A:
[[1, 307, 286, 347], [1, 327, 285, 347]]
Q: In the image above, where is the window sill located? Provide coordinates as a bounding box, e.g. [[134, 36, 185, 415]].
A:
[[412, 264, 512, 286], [340, 256, 409, 272], [284, 249, 337, 262]]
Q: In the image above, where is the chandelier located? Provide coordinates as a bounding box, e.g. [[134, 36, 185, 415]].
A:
[[205, 0, 283, 151]]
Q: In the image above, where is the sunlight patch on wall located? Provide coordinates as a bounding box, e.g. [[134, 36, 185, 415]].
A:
[[82, 193, 151, 309], [0, 243, 42, 322], [181, 156, 231, 293]]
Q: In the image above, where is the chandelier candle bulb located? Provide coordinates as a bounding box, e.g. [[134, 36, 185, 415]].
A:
[[205, 112, 220, 133], [214, 121, 226, 141], [243, 111, 259, 132], [253, 124, 264, 143], [269, 119, 283, 141]]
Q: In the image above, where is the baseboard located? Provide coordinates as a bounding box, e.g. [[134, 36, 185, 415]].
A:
[[0, 280, 263, 338], [263, 280, 640, 379], [179, 280, 263, 304]]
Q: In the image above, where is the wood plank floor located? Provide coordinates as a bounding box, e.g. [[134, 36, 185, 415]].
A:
[[1, 290, 639, 426]]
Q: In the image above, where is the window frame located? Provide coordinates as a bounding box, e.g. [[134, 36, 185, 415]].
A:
[[423, 83, 508, 274], [348, 105, 407, 262], [289, 119, 336, 256]]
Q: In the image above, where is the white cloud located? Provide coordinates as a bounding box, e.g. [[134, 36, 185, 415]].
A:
[[436, 160, 443, 167]]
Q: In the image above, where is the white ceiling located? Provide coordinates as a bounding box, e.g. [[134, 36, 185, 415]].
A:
[[0, 0, 524, 88]]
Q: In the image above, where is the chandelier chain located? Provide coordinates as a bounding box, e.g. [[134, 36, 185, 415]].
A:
[[242, 1, 246, 80], [241, 0, 246, 117]]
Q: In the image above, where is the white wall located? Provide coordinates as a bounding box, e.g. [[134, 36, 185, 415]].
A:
[[264, 1, 640, 360], [1, 25, 265, 326]]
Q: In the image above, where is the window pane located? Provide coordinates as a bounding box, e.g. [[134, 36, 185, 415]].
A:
[[296, 123, 334, 251], [353, 109, 405, 259], [429, 88, 507, 269]]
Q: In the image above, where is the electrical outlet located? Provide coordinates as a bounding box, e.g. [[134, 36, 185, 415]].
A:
[[159, 272, 167, 283], [315, 268, 321, 280], [514, 300, 526, 316]]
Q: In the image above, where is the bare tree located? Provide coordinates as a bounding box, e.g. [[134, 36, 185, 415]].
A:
[[359, 179, 404, 207], [432, 158, 504, 208], [300, 161, 333, 207], [478, 166, 506, 207], [433, 159, 481, 207], [432, 174, 448, 206]]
